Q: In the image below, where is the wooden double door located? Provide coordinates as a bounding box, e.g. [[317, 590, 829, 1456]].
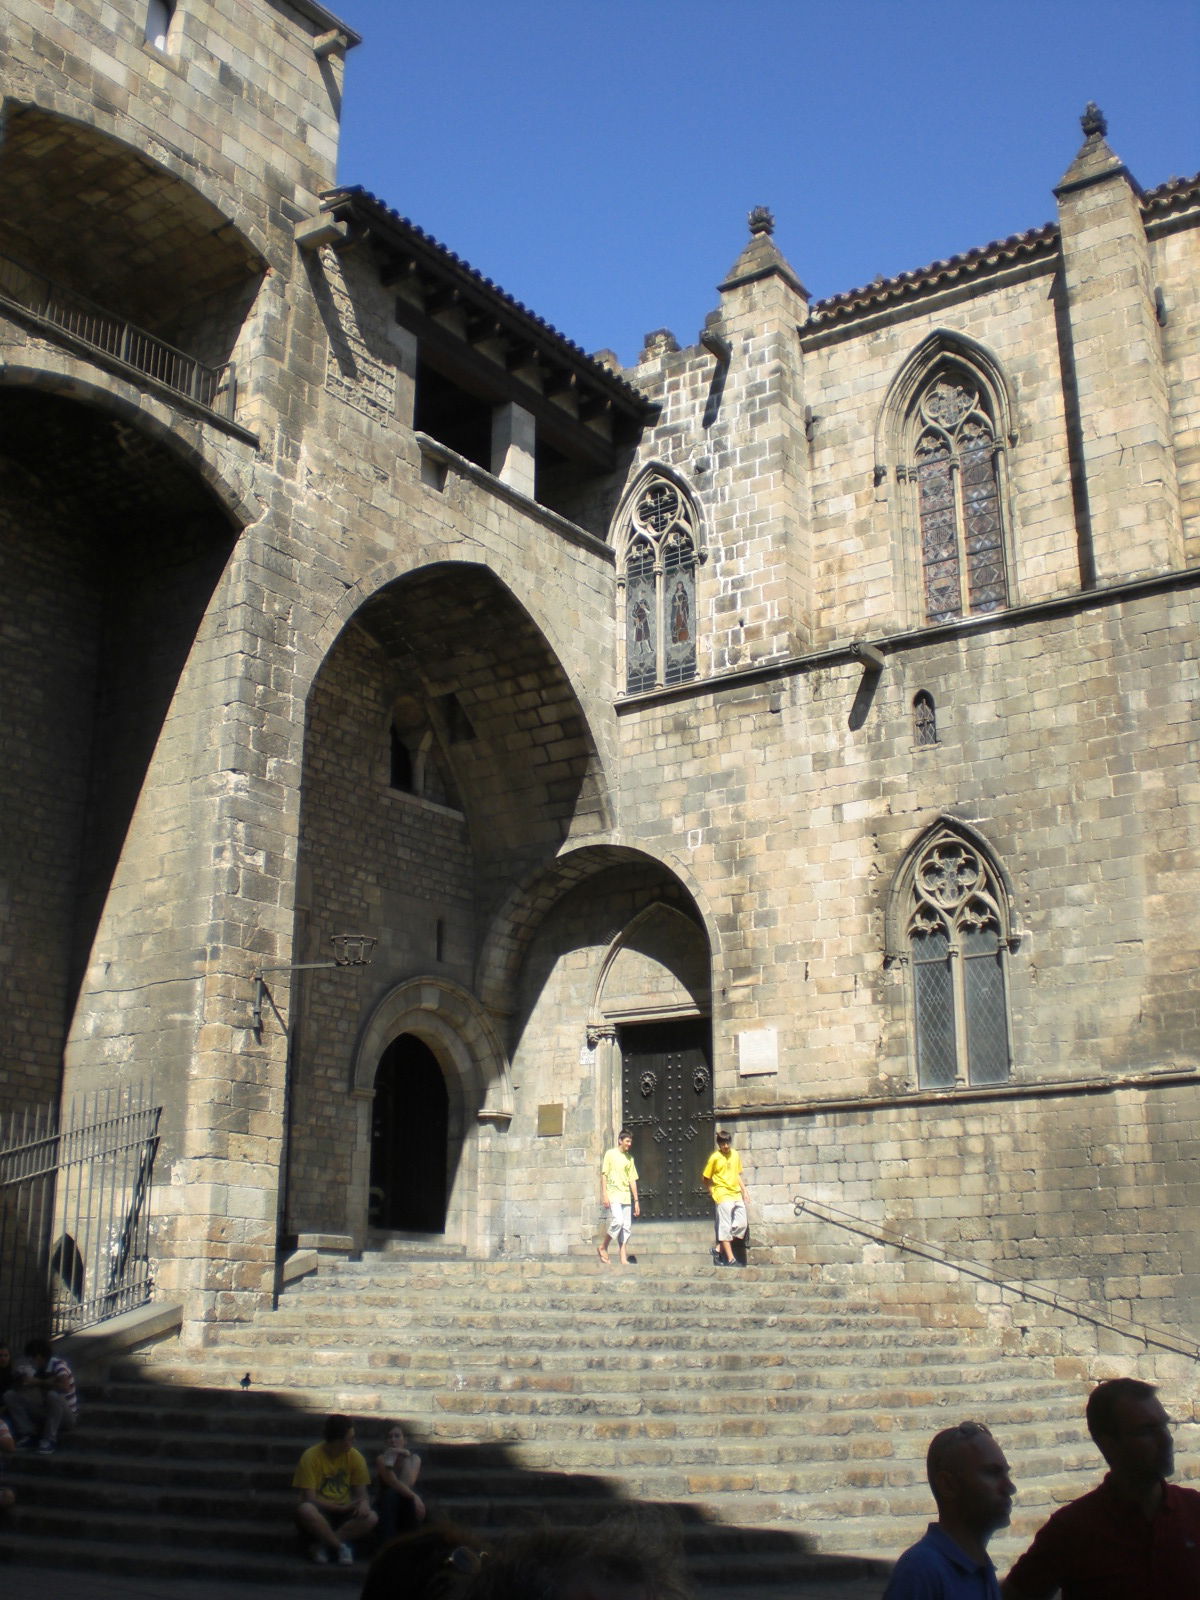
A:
[[619, 1019, 713, 1220]]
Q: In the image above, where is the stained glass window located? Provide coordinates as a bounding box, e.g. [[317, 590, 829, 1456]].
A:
[[912, 373, 1008, 625], [619, 477, 698, 693], [906, 830, 1011, 1088]]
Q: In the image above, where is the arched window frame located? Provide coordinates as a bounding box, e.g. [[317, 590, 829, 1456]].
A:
[[885, 819, 1018, 1092], [913, 690, 938, 747], [876, 333, 1018, 629], [612, 467, 704, 695]]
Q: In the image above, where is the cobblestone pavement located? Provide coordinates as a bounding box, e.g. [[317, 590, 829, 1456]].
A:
[[1, 1563, 887, 1600]]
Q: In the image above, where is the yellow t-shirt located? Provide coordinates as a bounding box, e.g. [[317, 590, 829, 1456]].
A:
[[601, 1147, 638, 1202], [702, 1147, 743, 1203], [292, 1443, 370, 1507]]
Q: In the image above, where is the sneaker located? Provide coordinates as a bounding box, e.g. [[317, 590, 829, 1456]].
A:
[[309, 1544, 330, 1565], [337, 1543, 354, 1567], [37, 1438, 57, 1453], [14, 1436, 35, 1450]]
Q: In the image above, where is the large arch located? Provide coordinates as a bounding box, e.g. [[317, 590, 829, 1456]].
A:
[[284, 561, 613, 1255], [0, 102, 268, 373], [0, 383, 242, 1117]]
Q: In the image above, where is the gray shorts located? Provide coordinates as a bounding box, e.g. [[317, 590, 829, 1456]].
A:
[[716, 1199, 747, 1242]]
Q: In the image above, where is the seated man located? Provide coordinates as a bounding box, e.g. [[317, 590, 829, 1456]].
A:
[[4, 1337, 77, 1453], [293, 1413, 378, 1566]]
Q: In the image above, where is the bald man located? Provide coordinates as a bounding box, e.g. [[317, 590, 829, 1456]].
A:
[[884, 1421, 1015, 1598]]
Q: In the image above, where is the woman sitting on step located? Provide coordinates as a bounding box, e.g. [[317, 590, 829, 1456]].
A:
[[375, 1420, 426, 1542]]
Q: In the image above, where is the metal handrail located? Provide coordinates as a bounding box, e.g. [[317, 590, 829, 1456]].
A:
[[0, 250, 236, 418], [792, 1191, 1200, 1363]]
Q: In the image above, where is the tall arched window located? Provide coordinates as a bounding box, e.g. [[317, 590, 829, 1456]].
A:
[[895, 824, 1013, 1089], [909, 367, 1008, 625], [618, 474, 698, 694]]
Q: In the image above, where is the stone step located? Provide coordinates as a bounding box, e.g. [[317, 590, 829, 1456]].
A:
[[79, 1386, 1084, 1443], [0, 1522, 892, 1592], [11, 1245, 1123, 1590]]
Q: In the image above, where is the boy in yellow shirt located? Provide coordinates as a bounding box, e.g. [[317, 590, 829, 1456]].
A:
[[597, 1128, 640, 1265], [702, 1130, 750, 1267]]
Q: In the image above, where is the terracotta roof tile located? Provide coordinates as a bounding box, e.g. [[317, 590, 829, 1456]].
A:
[[320, 186, 649, 413], [807, 222, 1058, 328]]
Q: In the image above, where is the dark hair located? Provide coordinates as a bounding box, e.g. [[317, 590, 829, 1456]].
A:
[[617, 1127, 632, 1141], [323, 1413, 353, 1444], [464, 1518, 690, 1600], [24, 1338, 51, 1361], [361, 1525, 486, 1600], [716, 1130, 731, 1143], [1086, 1378, 1158, 1444], [926, 1421, 994, 1495]]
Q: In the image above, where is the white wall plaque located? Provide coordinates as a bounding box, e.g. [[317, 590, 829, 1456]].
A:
[[738, 1027, 778, 1076]]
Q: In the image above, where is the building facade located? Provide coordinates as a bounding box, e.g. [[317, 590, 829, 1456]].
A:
[[1, 0, 1197, 1345]]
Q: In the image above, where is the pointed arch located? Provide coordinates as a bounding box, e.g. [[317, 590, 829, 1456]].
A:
[[588, 900, 712, 1036], [876, 332, 1018, 628], [611, 464, 705, 693], [886, 818, 1017, 1090]]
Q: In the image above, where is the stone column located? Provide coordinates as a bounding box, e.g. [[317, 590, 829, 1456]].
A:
[[1055, 104, 1183, 582], [491, 402, 536, 497]]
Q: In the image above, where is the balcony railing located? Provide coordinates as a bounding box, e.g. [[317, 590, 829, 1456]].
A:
[[0, 251, 236, 418]]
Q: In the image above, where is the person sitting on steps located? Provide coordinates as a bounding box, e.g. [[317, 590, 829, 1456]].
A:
[[293, 1413, 378, 1566], [375, 1419, 425, 1542]]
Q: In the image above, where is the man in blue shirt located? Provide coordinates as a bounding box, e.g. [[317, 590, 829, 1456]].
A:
[[884, 1420, 1015, 1598]]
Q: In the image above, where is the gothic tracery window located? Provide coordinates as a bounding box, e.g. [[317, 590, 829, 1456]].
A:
[[905, 828, 1012, 1089], [620, 476, 697, 694], [909, 368, 1008, 625]]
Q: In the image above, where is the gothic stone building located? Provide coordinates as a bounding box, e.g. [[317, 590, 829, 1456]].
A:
[[1, 0, 1198, 1351]]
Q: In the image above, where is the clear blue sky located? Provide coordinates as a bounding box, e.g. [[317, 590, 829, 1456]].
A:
[[331, 1, 1199, 367]]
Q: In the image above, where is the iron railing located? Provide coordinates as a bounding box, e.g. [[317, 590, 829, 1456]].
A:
[[0, 1086, 161, 1348], [792, 1190, 1200, 1363], [0, 250, 236, 417]]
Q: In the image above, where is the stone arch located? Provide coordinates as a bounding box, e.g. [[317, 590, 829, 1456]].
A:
[[589, 901, 712, 1036], [298, 554, 616, 782], [0, 381, 242, 1114], [0, 97, 273, 271], [287, 562, 616, 1254], [885, 815, 1018, 960], [0, 363, 259, 530], [477, 842, 721, 1017], [347, 977, 513, 1250], [610, 461, 708, 565], [875, 330, 1018, 480]]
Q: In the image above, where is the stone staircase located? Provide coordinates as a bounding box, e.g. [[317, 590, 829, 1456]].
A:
[[0, 1224, 1161, 1591]]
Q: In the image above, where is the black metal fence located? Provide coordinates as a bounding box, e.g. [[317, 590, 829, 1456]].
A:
[[0, 250, 236, 417], [0, 1086, 161, 1348]]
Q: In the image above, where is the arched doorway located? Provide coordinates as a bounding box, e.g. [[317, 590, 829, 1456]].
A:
[[369, 1035, 449, 1233]]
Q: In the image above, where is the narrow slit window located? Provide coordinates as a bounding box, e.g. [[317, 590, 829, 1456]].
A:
[[913, 691, 938, 747]]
